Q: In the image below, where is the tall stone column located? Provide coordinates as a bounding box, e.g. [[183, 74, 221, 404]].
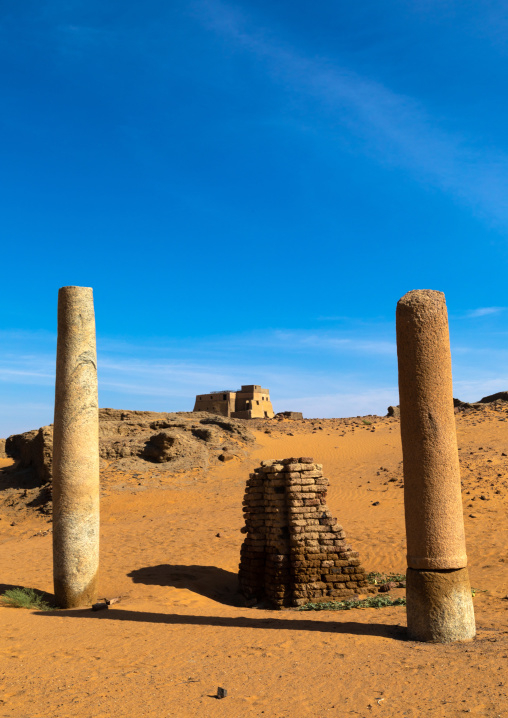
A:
[[53, 286, 100, 608], [396, 289, 475, 642]]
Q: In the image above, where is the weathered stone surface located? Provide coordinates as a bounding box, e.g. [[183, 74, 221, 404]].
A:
[[53, 286, 100, 609], [4, 411, 255, 512], [396, 290, 467, 570], [396, 289, 475, 643], [406, 568, 476, 642]]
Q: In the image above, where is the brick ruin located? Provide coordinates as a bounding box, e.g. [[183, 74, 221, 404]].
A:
[[238, 457, 368, 608]]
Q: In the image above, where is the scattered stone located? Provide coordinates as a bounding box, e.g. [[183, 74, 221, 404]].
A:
[[216, 687, 228, 699], [104, 596, 121, 605], [218, 453, 234, 462], [372, 501, 380, 506], [92, 601, 109, 611], [378, 581, 396, 593]]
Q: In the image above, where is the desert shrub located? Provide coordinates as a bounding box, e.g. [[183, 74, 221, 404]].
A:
[[366, 571, 406, 584], [298, 595, 406, 611], [0, 587, 52, 610]]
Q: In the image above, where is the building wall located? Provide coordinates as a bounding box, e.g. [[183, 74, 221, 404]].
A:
[[193, 385, 274, 419], [193, 392, 236, 417], [232, 385, 275, 419]]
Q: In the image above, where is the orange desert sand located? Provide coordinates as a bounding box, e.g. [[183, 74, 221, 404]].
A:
[[1, 408, 507, 718]]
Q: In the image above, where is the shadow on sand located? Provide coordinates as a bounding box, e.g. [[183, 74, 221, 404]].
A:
[[128, 564, 244, 607], [36, 608, 407, 639]]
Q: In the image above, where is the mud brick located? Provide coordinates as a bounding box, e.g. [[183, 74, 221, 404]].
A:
[[322, 575, 337, 583], [294, 574, 321, 584], [290, 546, 306, 555], [290, 526, 306, 534], [239, 457, 366, 610], [292, 598, 309, 606], [265, 464, 286, 473], [299, 478, 315, 486], [319, 517, 336, 526], [299, 457, 314, 463]]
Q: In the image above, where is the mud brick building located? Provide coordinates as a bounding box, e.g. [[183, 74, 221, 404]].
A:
[[238, 457, 368, 608], [193, 385, 274, 419]]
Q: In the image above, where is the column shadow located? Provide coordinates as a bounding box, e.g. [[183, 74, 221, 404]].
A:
[[36, 607, 408, 639], [127, 564, 244, 607]]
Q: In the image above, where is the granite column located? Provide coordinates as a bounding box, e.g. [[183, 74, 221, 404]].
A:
[[396, 289, 475, 642], [53, 286, 100, 608]]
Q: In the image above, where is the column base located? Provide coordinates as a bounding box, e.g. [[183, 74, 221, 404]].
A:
[[406, 567, 476, 643]]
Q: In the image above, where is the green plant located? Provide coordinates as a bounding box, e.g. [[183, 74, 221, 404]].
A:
[[362, 420, 372, 425], [298, 595, 406, 611], [366, 571, 406, 585], [0, 587, 52, 611], [470, 587, 486, 598]]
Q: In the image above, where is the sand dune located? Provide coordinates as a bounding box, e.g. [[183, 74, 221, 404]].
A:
[[0, 409, 507, 717]]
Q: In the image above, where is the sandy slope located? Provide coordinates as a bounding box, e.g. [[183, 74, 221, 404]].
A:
[[0, 411, 507, 718]]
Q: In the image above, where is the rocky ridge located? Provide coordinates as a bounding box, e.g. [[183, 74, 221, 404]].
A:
[[1, 410, 255, 517]]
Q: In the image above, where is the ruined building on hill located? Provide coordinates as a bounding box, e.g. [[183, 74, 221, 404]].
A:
[[193, 385, 275, 419]]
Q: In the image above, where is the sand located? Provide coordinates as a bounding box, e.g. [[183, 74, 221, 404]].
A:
[[1, 409, 507, 717]]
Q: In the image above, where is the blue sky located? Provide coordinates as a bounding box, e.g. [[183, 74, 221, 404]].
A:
[[1, 1, 508, 436]]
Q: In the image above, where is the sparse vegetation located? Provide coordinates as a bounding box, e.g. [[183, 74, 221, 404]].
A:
[[362, 420, 372, 425], [298, 595, 406, 611], [0, 587, 52, 610], [366, 571, 406, 585]]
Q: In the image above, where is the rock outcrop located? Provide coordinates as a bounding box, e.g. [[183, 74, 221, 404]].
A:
[[4, 410, 255, 493]]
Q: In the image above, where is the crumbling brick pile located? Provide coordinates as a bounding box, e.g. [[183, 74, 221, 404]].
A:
[[238, 457, 368, 608]]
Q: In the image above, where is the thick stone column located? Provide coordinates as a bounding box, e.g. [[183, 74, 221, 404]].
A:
[[53, 286, 100, 608], [396, 289, 475, 642]]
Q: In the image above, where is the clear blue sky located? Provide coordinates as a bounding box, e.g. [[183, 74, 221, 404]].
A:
[[2, 1, 508, 436]]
